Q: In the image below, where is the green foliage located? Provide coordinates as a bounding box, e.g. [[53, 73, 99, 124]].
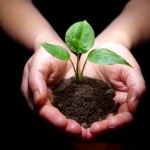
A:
[[65, 20, 94, 54], [87, 48, 132, 66], [41, 43, 70, 60], [41, 20, 132, 83]]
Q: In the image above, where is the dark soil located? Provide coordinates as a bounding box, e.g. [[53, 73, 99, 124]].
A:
[[51, 76, 119, 128]]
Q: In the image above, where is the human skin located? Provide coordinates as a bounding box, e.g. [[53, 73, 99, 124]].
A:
[[0, 0, 149, 140], [81, 0, 149, 139]]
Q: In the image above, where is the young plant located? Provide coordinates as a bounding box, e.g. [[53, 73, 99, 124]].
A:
[[41, 20, 132, 83]]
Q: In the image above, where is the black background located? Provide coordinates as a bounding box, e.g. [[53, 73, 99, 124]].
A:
[[0, 0, 149, 149]]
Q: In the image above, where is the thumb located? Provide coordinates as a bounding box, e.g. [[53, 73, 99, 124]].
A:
[[29, 71, 48, 106], [127, 83, 146, 113]]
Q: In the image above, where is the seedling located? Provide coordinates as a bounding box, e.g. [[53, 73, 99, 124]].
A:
[[41, 20, 132, 83]]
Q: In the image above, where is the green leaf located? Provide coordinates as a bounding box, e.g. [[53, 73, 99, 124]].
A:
[[87, 48, 132, 67], [65, 20, 95, 54], [41, 42, 70, 60]]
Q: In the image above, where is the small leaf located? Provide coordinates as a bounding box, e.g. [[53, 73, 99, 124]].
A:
[[87, 48, 132, 67], [41, 42, 70, 60], [65, 20, 95, 54]]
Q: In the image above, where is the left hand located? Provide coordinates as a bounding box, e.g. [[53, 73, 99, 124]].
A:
[[79, 43, 146, 140]]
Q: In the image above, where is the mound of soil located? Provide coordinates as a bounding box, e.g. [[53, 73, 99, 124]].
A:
[[51, 76, 119, 128]]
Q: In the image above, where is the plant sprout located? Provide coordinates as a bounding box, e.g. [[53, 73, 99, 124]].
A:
[[41, 20, 132, 83]]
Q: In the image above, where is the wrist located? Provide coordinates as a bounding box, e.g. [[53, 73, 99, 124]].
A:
[[94, 33, 133, 51], [34, 35, 66, 52]]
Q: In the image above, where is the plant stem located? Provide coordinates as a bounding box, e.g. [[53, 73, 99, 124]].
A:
[[80, 59, 87, 82], [75, 53, 80, 83], [70, 54, 88, 84], [69, 58, 78, 79]]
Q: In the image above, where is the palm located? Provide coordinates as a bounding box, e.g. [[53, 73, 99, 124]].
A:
[[21, 46, 146, 141], [21, 49, 85, 136], [80, 60, 145, 140]]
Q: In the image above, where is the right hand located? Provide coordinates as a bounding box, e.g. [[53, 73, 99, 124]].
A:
[[21, 45, 87, 139]]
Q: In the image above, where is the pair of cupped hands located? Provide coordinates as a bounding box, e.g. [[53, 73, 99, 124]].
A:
[[21, 41, 146, 141]]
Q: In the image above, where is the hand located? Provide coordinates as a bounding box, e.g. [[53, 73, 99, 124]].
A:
[[21, 45, 88, 139], [79, 43, 146, 140]]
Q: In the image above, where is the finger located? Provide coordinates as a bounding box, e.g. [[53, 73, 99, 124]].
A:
[[85, 128, 94, 141], [106, 103, 133, 129], [30, 73, 48, 106], [29, 58, 49, 106], [76, 126, 87, 141], [113, 91, 127, 104], [89, 120, 108, 136], [21, 62, 35, 110], [39, 105, 68, 129], [90, 111, 133, 136], [107, 111, 134, 129], [66, 119, 82, 136], [127, 84, 146, 113], [114, 66, 146, 113]]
